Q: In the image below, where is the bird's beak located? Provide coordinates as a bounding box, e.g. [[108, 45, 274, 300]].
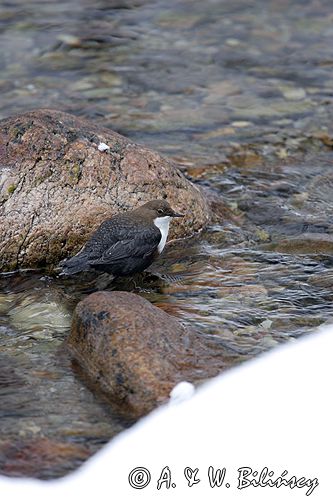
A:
[[171, 210, 184, 218]]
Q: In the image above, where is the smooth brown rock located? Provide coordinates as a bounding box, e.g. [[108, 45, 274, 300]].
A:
[[0, 109, 210, 271], [67, 291, 231, 419]]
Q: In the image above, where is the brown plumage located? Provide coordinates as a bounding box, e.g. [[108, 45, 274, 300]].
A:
[[60, 200, 184, 276]]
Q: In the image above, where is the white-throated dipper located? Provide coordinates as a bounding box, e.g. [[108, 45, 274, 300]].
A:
[[60, 200, 184, 276]]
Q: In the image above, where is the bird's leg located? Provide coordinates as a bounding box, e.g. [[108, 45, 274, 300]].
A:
[[146, 270, 185, 284]]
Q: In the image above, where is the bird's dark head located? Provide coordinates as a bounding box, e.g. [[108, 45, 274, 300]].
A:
[[138, 199, 184, 219]]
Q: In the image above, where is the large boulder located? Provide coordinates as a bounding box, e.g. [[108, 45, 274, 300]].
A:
[[0, 109, 210, 271], [67, 291, 231, 419]]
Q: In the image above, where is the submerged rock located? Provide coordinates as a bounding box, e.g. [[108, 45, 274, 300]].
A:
[[7, 291, 71, 336], [260, 233, 333, 255], [0, 109, 210, 271], [68, 291, 231, 419], [0, 437, 90, 479]]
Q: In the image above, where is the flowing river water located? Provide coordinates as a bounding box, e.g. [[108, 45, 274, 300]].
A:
[[1, 0, 333, 478]]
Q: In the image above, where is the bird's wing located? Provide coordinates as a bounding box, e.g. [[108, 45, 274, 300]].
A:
[[87, 221, 161, 265], [82, 216, 149, 258]]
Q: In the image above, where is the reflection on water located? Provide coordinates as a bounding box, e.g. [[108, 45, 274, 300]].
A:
[[1, 0, 333, 480]]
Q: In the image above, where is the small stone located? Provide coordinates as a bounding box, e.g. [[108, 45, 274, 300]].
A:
[[231, 121, 252, 128], [24, 424, 41, 435], [225, 38, 241, 46], [290, 192, 309, 208], [254, 228, 270, 242], [57, 34, 81, 47], [276, 147, 288, 159], [97, 142, 110, 152], [69, 78, 95, 91], [229, 149, 263, 169], [195, 127, 236, 140], [260, 319, 273, 330], [282, 88, 306, 100], [260, 335, 279, 348], [312, 131, 333, 147], [273, 118, 293, 126]]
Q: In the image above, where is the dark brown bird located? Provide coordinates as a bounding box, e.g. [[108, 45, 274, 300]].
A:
[[60, 200, 184, 276]]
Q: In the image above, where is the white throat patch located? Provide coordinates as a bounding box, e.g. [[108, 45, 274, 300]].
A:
[[154, 216, 171, 253]]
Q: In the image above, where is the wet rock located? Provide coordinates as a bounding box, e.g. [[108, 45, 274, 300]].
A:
[[231, 121, 252, 128], [308, 270, 333, 288], [260, 233, 333, 255], [67, 291, 231, 419], [0, 437, 90, 479], [0, 355, 25, 390], [304, 173, 333, 217], [0, 294, 11, 314], [216, 284, 268, 300], [0, 109, 210, 271], [281, 87, 306, 101], [228, 147, 263, 169], [311, 131, 333, 148], [237, 199, 290, 226], [203, 187, 242, 225]]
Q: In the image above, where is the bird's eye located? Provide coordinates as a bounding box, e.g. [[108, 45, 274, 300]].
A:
[[158, 208, 164, 214]]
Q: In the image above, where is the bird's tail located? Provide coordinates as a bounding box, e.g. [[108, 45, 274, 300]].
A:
[[59, 254, 91, 275]]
